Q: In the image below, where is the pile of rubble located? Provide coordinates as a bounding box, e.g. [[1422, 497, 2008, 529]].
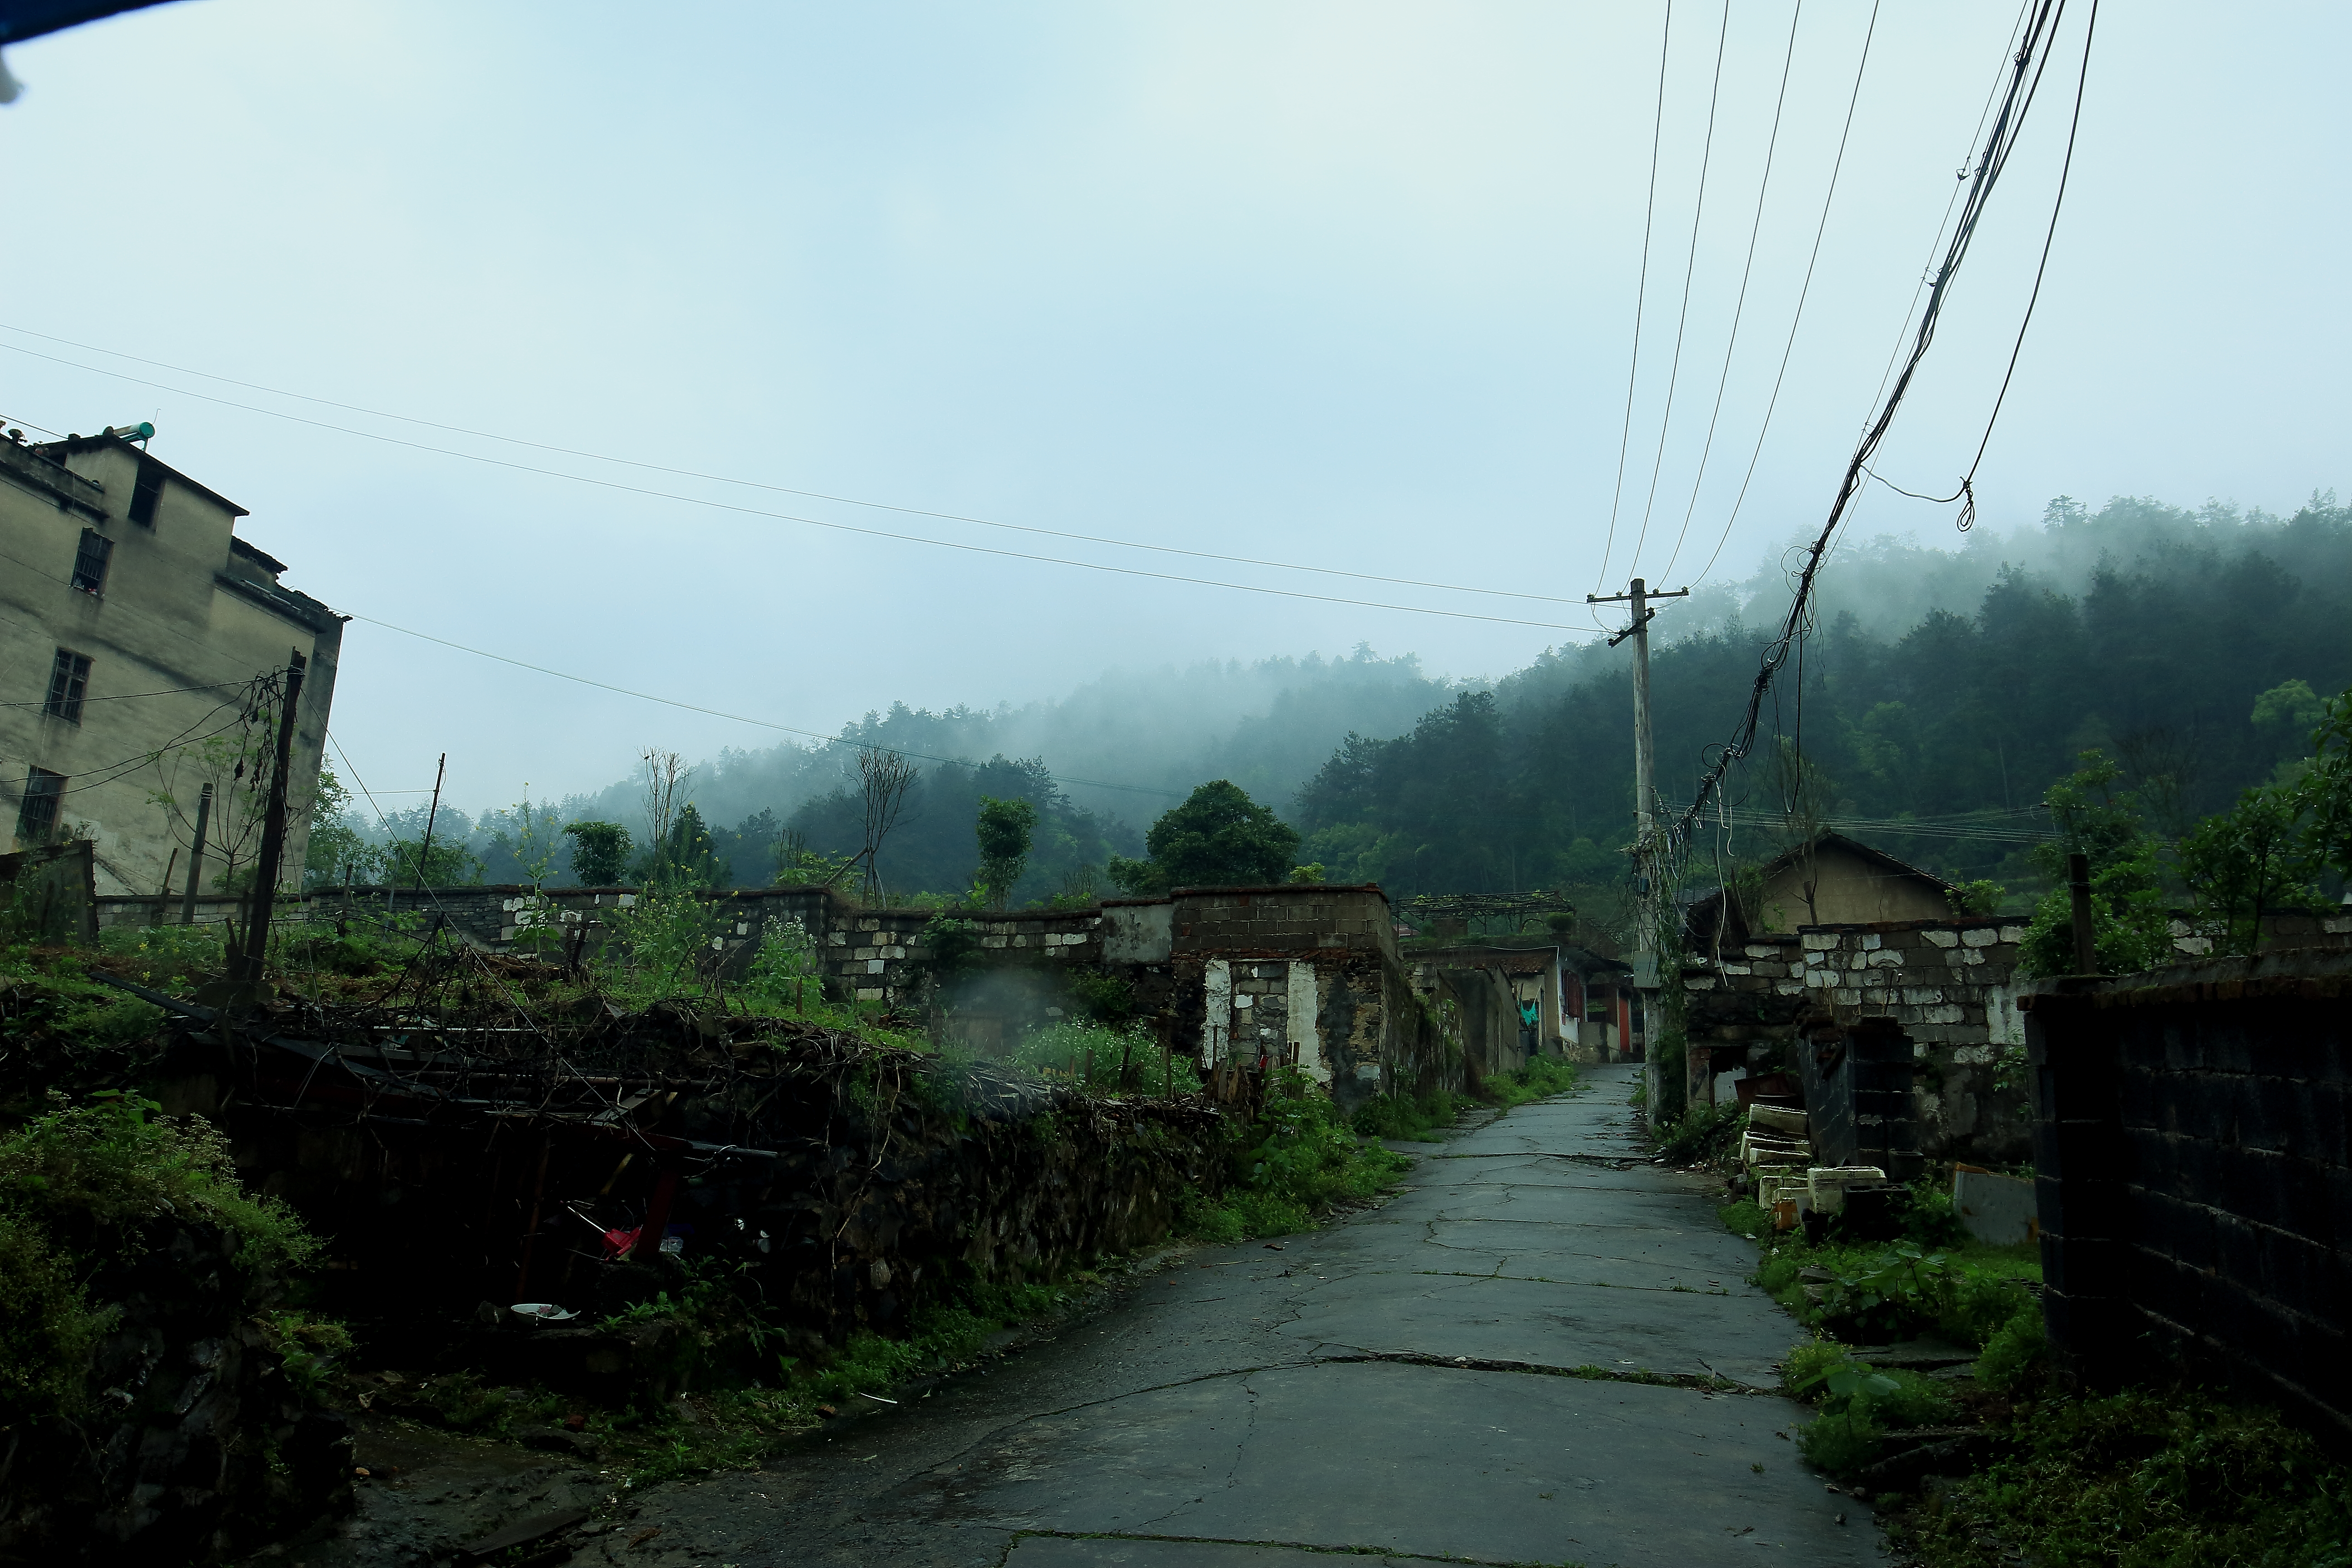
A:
[[1738, 1102, 1889, 1232]]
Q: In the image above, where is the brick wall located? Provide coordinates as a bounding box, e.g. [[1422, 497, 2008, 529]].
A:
[[2026, 947, 2352, 1442]]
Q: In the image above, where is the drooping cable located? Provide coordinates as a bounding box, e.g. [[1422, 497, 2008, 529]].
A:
[[1864, 0, 2099, 530], [1658, 0, 2084, 856]]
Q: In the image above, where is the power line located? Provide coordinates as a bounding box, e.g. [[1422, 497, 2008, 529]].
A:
[[344, 612, 1187, 799], [1595, 0, 1676, 596], [1854, 1, 2033, 449], [1864, 0, 2099, 530], [0, 680, 247, 709], [0, 329, 1584, 613], [1688, 0, 1881, 590], [1661, 0, 2090, 856], [1657, 0, 1806, 586], [1627, 0, 1735, 580]]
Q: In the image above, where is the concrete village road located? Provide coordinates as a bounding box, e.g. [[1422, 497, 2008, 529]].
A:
[[575, 1064, 1879, 1568]]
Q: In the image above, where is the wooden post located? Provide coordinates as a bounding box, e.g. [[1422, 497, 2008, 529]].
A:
[[180, 782, 213, 925], [2067, 853, 2098, 974], [227, 652, 306, 988]]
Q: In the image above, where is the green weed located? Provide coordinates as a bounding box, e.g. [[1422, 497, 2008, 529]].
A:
[[1906, 1388, 2352, 1568], [1351, 1088, 1471, 1141]]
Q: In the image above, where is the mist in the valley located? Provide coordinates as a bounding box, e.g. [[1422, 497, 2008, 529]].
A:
[[365, 483, 2345, 902]]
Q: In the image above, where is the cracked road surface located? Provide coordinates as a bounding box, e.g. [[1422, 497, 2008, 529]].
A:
[[585, 1065, 1875, 1567]]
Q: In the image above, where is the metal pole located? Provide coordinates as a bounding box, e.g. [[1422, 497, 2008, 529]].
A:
[[180, 782, 212, 925]]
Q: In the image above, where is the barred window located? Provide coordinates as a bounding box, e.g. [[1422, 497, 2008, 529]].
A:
[[127, 459, 166, 526], [71, 529, 113, 595], [15, 768, 65, 845], [44, 648, 92, 723]]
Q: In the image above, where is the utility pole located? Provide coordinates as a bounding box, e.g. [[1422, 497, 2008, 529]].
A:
[[1588, 578, 1688, 1091], [179, 781, 213, 925], [225, 650, 307, 994]]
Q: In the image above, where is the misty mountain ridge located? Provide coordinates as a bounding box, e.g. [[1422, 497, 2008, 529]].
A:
[[361, 489, 2346, 896]]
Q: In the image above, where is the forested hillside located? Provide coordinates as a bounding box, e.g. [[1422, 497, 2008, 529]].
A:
[[348, 491, 2351, 905], [1294, 494, 2352, 899]]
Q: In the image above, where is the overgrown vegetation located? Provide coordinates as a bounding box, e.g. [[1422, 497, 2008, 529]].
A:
[[1721, 1168, 2352, 1568], [0, 1095, 320, 1430], [1901, 1388, 2352, 1568], [1651, 1098, 1744, 1165], [1182, 1068, 1411, 1242], [1009, 1020, 1200, 1096]]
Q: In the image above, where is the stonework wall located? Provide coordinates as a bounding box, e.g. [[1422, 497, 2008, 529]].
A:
[[1684, 917, 2033, 1165], [112, 881, 1441, 1110]]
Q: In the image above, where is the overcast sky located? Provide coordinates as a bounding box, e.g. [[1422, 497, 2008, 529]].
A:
[[4, 1, 2344, 815]]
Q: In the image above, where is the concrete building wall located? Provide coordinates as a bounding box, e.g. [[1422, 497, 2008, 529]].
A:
[[1751, 839, 1952, 931], [0, 432, 343, 897]]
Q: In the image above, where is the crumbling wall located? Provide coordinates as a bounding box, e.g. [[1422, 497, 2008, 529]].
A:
[[1686, 918, 2033, 1164], [162, 1008, 1232, 1377], [2026, 947, 2352, 1444]]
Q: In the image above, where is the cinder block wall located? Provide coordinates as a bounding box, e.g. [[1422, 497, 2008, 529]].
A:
[[2026, 947, 2352, 1443]]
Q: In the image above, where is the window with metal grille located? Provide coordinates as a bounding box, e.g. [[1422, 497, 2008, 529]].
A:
[[71, 529, 113, 595], [15, 768, 65, 845], [127, 459, 165, 526], [44, 648, 92, 723]]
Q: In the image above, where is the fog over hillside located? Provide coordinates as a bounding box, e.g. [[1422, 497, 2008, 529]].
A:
[[363, 488, 2343, 891]]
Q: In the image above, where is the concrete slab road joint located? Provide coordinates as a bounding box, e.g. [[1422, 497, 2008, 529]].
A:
[[497, 1063, 1876, 1568]]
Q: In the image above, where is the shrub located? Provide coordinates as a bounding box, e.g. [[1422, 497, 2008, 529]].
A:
[[0, 1097, 319, 1431], [1653, 1101, 1743, 1166], [1352, 1088, 1468, 1142], [0, 1209, 116, 1425], [1182, 1070, 1409, 1242], [1972, 1310, 2051, 1392], [1010, 1021, 1196, 1093]]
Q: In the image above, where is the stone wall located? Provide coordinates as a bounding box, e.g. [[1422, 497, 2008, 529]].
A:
[[101, 881, 1442, 1110], [1684, 917, 2033, 1165], [2025, 946, 2352, 1443]]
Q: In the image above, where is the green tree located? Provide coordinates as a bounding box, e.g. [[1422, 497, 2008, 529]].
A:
[[641, 802, 730, 889], [563, 820, 633, 886], [2175, 685, 2349, 954], [370, 833, 484, 890], [974, 795, 1037, 910], [301, 769, 368, 889], [2018, 751, 2174, 976], [1108, 780, 1301, 895], [2299, 687, 2352, 884], [2177, 785, 2315, 956], [2251, 678, 2326, 774]]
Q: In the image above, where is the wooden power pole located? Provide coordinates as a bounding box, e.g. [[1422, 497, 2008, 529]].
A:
[[1588, 578, 1689, 1065], [225, 649, 307, 993]]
